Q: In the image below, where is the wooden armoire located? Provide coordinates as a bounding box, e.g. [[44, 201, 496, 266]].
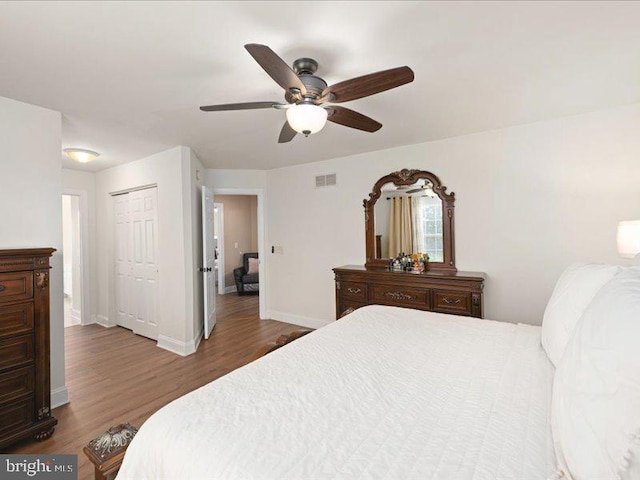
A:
[[0, 248, 57, 448]]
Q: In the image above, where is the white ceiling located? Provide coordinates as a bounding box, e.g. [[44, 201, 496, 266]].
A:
[[0, 1, 639, 171]]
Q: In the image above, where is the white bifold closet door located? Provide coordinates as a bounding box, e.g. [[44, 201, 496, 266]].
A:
[[114, 187, 159, 340]]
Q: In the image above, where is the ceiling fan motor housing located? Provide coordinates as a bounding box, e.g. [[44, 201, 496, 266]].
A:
[[289, 58, 327, 100], [292, 57, 318, 75]]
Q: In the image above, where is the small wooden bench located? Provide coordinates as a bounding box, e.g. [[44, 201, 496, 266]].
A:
[[85, 329, 312, 479], [84, 423, 138, 480]]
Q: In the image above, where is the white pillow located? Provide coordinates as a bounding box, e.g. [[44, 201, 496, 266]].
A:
[[541, 263, 620, 366], [551, 269, 640, 480]]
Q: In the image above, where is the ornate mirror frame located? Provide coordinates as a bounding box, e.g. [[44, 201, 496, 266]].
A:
[[364, 169, 457, 273]]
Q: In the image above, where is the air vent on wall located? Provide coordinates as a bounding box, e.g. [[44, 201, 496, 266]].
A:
[[315, 173, 337, 188]]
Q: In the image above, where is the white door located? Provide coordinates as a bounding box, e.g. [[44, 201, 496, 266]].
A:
[[202, 186, 217, 339], [114, 188, 160, 340], [114, 193, 133, 330], [130, 188, 159, 339]]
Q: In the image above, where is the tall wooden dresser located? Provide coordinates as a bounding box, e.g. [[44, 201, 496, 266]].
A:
[[0, 248, 57, 448]]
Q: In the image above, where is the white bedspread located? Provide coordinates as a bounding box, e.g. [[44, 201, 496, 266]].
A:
[[117, 305, 556, 480]]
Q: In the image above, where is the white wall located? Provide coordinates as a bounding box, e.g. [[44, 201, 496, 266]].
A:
[[95, 146, 201, 355], [204, 169, 267, 190], [0, 96, 67, 406], [266, 103, 640, 327]]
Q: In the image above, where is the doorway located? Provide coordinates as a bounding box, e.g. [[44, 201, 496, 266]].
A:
[[61, 191, 90, 328], [62, 195, 81, 327], [214, 194, 259, 295], [211, 188, 266, 321]]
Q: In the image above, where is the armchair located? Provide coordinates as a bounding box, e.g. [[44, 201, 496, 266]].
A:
[[233, 252, 259, 295]]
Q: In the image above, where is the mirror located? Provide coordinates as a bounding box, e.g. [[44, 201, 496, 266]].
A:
[[364, 169, 456, 272], [374, 179, 443, 261]]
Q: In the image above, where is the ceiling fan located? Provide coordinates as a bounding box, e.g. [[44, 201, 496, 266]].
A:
[[200, 44, 415, 143], [406, 185, 431, 194]]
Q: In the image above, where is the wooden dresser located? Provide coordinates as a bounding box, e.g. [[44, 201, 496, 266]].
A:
[[333, 265, 486, 319], [0, 248, 57, 449]]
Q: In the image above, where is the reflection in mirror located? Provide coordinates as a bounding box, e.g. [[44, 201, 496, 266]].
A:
[[374, 179, 444, 261]]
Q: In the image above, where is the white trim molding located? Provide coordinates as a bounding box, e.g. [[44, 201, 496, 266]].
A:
[[268, 310, 332, 330], [51, 386, 69, 409], [157, 329, 203, 357], [96, 314, 116, 328], [224, 285, 237, 294]]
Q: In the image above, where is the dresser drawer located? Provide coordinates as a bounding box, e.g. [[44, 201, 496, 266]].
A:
[[0, 271, 34, 304], [0, 366, 34, 405], [0, 335, 34, 371], [432, 289, 472, 316], [371, 284, 429, 309], [340, 282, 368, 301], [338, 299, 367, 318], [0, 397, 34, 436], [0, 302, 34, 339]]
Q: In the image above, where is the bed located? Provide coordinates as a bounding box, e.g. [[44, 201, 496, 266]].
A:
[[115, 305, 557, 479]]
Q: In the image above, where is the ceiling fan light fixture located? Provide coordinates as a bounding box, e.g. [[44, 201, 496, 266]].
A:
[[285, 104, 328, 136], [64, 148, 100, 163]]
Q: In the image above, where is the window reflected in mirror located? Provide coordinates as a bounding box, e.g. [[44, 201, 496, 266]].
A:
[[374, 180, 444, 261]]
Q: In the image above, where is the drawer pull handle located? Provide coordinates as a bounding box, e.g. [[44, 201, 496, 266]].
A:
[[384, 291, 415, 301], [442, 297, 461, 305], [347, 287, 362, 295], [0, 285, 5, 292]]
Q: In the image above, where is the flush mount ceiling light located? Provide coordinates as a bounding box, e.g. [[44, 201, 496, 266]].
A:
[[285, 103, 328, 136], [63, 148, 100, 163]]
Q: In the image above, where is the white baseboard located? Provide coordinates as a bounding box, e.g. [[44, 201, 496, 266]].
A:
[[51, 386, 69, 409], [224, 285, 237, 294], [96, 314, 116, 328], [85, 314, 97, 325], [157, 330, 202, 357], [268, 310, 332, 330]]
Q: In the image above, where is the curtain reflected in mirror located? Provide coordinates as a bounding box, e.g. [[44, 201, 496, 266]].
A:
[[375, 181, 443, 261]]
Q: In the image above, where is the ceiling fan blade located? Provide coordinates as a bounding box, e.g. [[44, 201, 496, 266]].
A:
[[278, 121, 297, 143], [406, 187, 423, 194], [200, 101, 283, 112], [245, 44, 307, 95], [326, 106, 382, 132], [321, 66, 414, 103]]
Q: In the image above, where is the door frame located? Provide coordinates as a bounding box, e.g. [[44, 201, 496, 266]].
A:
[[62, 189, 91, 326], [213, 202, 225, 294], [211, 188, 266, 320]]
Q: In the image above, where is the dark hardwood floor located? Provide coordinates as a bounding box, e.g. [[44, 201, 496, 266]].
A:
[[6, 293, 300, 480]]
